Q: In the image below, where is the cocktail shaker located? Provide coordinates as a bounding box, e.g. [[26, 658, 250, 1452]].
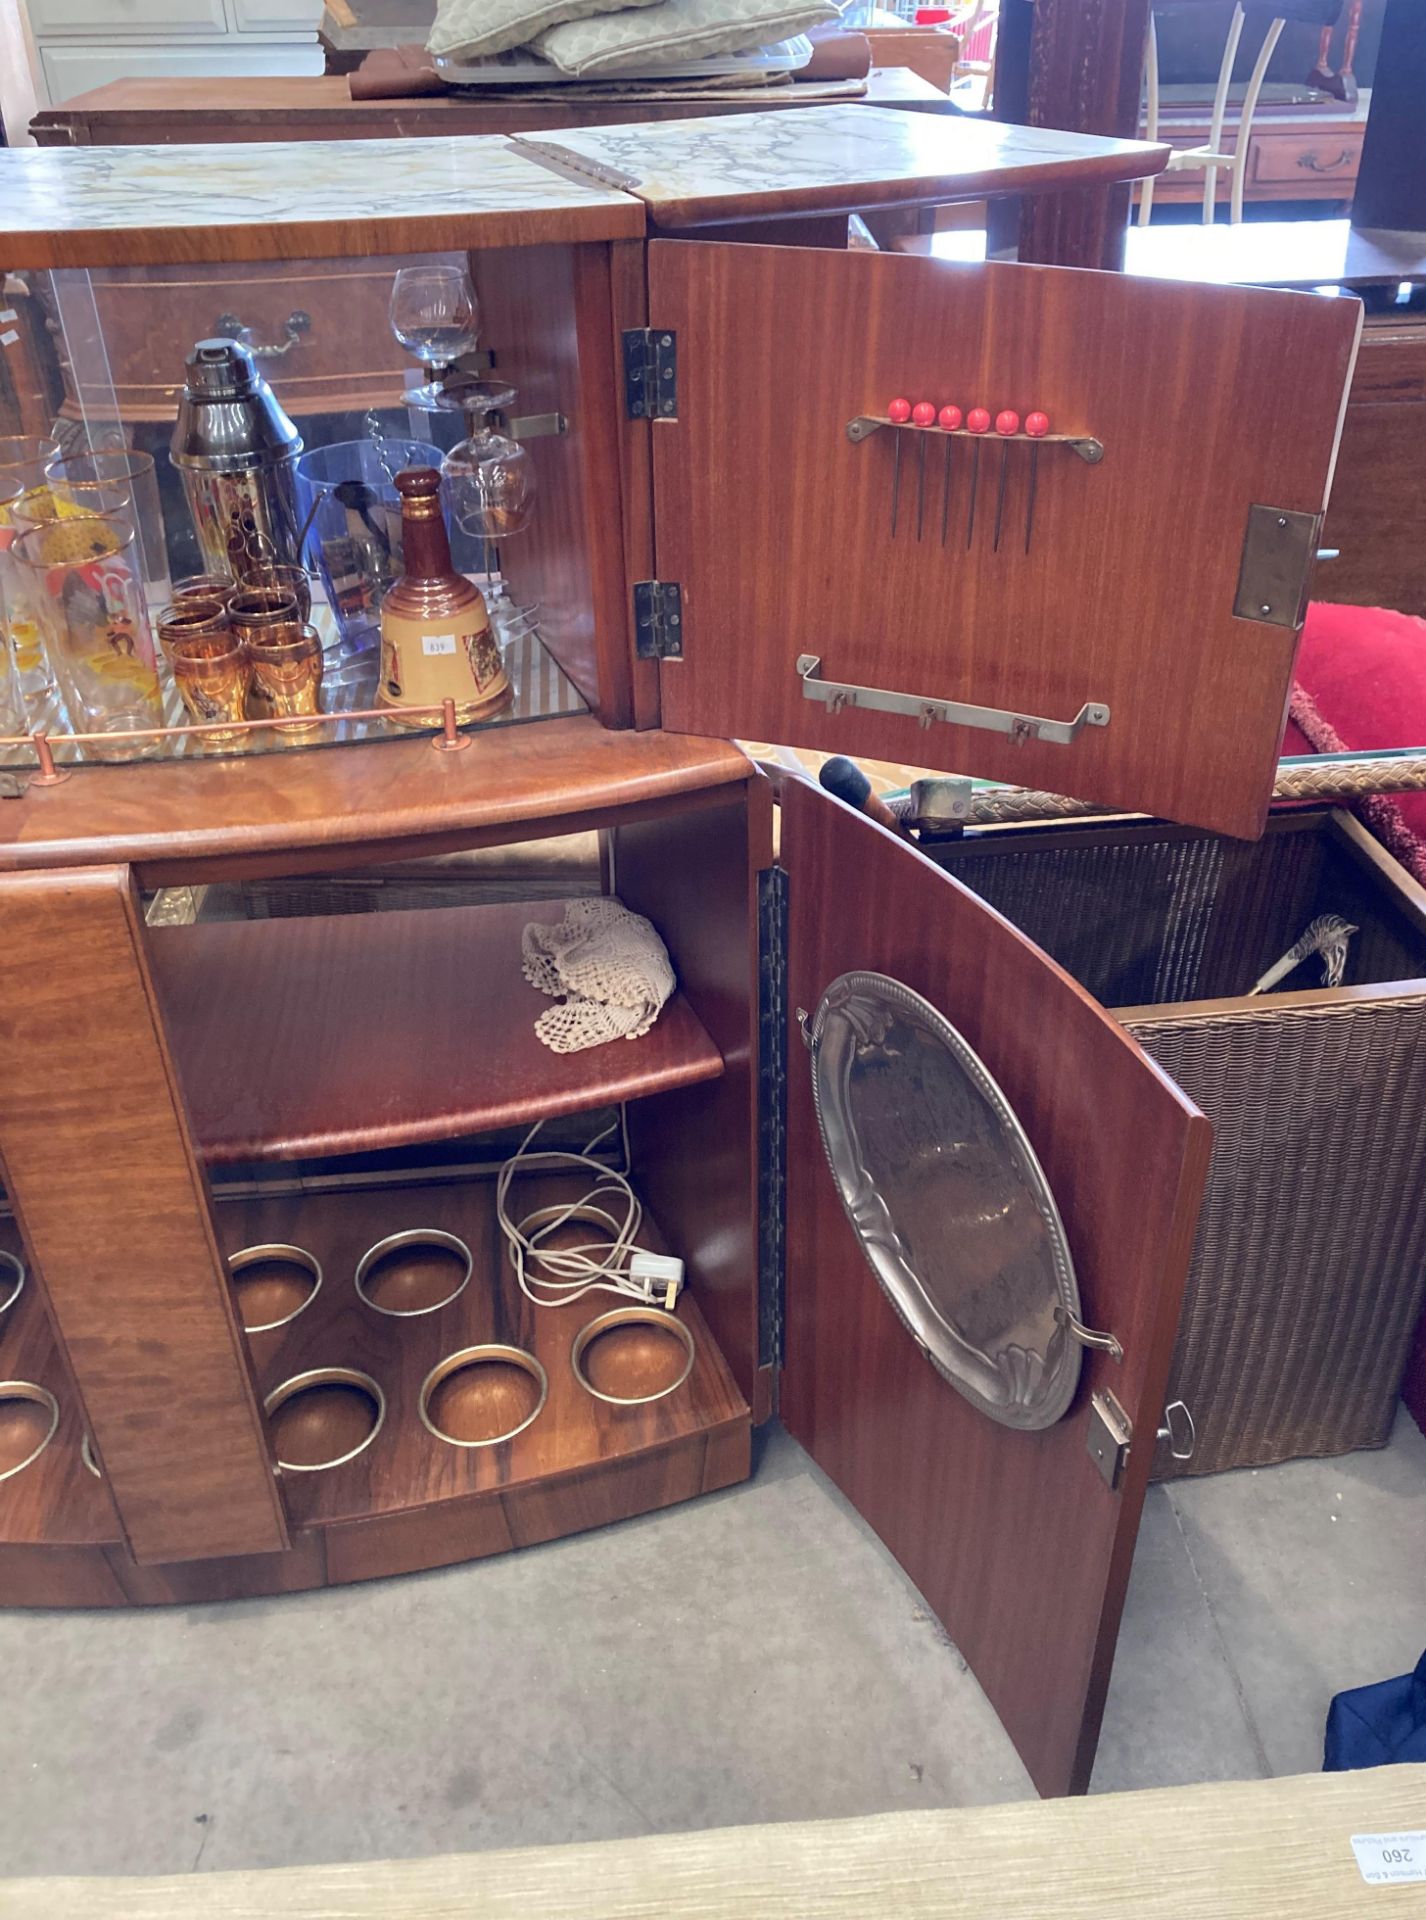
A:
[[169, 339, 304, 579]]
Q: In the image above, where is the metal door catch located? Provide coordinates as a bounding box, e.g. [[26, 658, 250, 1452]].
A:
[[1087, 1390, 1133, 1490], [1233, 504, 1322, 628], [796, 654, 1109, 747]]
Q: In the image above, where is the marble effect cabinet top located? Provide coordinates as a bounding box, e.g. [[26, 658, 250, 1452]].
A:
[[0, 134, 645, 269], [0, 106, 1168, 268], [530, 104, 1170, 227]]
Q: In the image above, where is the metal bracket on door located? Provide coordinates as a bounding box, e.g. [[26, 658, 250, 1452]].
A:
[[1056, 1306, 1123, 1362], [796, 654, 1111, 747]]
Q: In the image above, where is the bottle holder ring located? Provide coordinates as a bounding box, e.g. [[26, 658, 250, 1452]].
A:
[[570, 1307, 696, 1408], [264, 1367, 386, 1474], [228, 1243, 323, 1334], [419, 1345, 548, 1450], [0, 1251, 25, 1321], [0, 1382, 60, 1484], [355, 1229, 473, 1318]]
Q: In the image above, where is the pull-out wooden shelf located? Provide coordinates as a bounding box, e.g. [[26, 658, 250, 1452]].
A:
[[228, 1174, 748, 1544], [150, 899, 724, 1164]]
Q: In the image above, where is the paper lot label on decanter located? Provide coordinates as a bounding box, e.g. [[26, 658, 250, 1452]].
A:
[[1350, 1832, 1426, 1885]]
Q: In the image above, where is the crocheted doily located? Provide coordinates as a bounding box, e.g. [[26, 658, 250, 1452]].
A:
[[522, 897, 675, 1053]]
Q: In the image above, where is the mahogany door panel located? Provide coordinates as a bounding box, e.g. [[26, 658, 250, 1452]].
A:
[[648, 241, 1361, 839], [779, 782, 1212, 1796]]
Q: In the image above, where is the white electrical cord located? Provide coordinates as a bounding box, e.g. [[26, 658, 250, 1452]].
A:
[[496, 1118, 684, 1311]]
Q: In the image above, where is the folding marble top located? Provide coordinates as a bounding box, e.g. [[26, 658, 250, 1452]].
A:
[[523, 105, 1170, 228], [0, 106, 1169, 269], [0, 134, 645, 269]]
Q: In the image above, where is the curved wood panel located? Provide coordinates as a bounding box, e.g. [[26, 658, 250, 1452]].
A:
[[779, 781, 1211, 1797], [0, 718, 751, 883]]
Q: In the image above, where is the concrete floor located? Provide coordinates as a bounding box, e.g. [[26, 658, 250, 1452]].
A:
[[3, 1410, 1424, 1879]]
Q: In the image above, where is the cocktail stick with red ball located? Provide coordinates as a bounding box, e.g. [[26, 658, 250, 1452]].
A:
[[993, 409, 1019, 553], [887, 399, 911, 536], [965, 406, 990, 548], [1023, 410, 1049, 554], [938, 404, 961, 547], [911, 401, 936, 541]]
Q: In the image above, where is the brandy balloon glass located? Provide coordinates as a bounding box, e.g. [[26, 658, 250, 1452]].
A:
[[389, 265, 479, 371], [441, 383, 536, 547]]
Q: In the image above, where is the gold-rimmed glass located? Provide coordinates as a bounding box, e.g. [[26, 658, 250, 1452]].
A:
[[12, 513, 162, 747], [167, 629, 251, 745], [0, 436, 59, 477], [44, 449, 169, 607], [245, 621, 323, 734], [0, 473, 55, 700], [229, 584, 302, 651], [158, 595, 231, 654], [233, 560, 311, 622], [173, 570, 235, 605]]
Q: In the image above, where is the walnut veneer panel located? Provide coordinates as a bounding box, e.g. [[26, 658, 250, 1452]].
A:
[[0, 867, 286, 1564], [473, 243, 635, 724], [780, 784, 1211, 1797], [0, 718, 751, 883], [149, 899, 724, 1163], [650, 242, 1361, 839]]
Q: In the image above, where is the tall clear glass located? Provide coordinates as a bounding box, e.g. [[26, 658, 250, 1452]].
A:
[[0, 472, 57, 700], [0, 566, 27, 738], [13, 513, 163, 746], [44, 448, 171, 610]]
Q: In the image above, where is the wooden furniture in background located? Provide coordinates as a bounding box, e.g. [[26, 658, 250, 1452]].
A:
[[997, 0, 1155, 269], [10, 1766, 1424, 1918], [1140, 95, 1367, 209], [25, 68, 959, 145], [21, 0, 324, 109]]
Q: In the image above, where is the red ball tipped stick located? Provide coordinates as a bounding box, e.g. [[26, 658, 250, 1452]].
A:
[[888, 397, 912, 424], [995, 409, 1020, 436], [1023, 410, 1051, 554], [966, 407, 991, 434], [937, 404, 963, 432], [911, 401, 937, 427]]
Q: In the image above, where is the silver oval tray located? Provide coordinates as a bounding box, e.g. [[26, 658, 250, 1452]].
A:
[[806, 971, 1083, 1432]]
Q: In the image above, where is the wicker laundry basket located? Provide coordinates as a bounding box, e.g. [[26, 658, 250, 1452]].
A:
[[935, 808, 1426, 1478]]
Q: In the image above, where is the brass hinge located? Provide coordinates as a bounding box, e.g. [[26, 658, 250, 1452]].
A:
[[1234, 504, 1322, 629], [633, 580, 683, 659], [623, 328, 677, 421]]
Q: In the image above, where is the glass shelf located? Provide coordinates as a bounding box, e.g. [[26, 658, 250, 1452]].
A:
[[1, 613, 585, 769]]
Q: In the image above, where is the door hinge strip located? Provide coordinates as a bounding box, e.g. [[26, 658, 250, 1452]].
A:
[[757, 865, 789, 1372], [509, 135, 642, 194], [796, 654, 1110, 747], [633, 580, 683, 659], [623, 327, 677, 421], [1233, 503, 1322, 629]]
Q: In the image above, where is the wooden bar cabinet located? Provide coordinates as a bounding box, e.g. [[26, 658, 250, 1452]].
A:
[[0, 107, 1363, 1797]]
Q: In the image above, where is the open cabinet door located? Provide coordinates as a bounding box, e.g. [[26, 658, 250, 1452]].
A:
[[779, 782, 1213, 1797], [648, 241, 1360, 839]]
